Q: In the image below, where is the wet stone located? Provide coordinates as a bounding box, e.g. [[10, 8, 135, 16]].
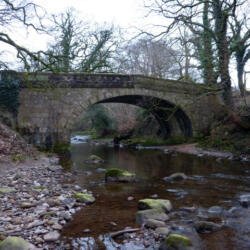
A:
[[145, 219, 166, 229], [239, 194, 250, 208], [163, 173, 188, 182], [208, 206, 224, 215], [138, 199, 172, 213], [194, 221, 223, 233], [155, 227, 170, 236], [136, 209, 169, 225], [160, 233, 192, 250]]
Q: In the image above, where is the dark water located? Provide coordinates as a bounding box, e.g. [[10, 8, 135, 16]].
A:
[[61, 142, 250, 249]]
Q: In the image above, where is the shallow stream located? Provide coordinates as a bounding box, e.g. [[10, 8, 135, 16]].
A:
[[61, 140, 250, 249]]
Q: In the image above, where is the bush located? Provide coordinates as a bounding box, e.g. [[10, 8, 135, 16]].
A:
[[84, 104, 117, 137], [0, 71, 20, 114]]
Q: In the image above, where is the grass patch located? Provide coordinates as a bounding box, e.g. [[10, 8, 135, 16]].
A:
[[122, 136, 188, 147], [11, 153, 25, 162]]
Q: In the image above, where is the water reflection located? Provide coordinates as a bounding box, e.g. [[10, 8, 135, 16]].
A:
[[61, 142, 250, 249]]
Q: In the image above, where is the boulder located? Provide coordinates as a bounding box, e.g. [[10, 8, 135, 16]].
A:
[[136, 209, 169, 225], [74, 192, 95, 204], [43, 231, 60, 242], [86, 155, 104, 164], [194, 221, 223, 233], [155, 227, 170, 236], [163, 173, 187, 182], [138, 198, 172, 212], [144, 219, 166, 229], [159, 234, 192, 250], [0, 237, 35, 250], [105, 168, 136, 183]]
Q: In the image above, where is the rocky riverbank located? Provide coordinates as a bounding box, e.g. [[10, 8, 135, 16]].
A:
[[0, 155, 95, 249], [161, 143, 250, 162]]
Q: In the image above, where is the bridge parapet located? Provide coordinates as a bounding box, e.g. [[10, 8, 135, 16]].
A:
[[8, 72, 219, 96]]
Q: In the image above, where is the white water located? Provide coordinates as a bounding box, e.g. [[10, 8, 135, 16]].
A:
[[70, 135, 90, 144]]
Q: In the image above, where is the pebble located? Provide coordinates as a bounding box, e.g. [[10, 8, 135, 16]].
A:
[[127, 196, 134, 201], [83, 229, 91, 233], [52, 223, 63, 230], [20, 202, 36, 209], [44, 231, 60, 242], [0, 156, 91, 249]]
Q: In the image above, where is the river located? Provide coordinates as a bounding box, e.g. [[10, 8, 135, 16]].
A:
[[60, 139, 250, 249]]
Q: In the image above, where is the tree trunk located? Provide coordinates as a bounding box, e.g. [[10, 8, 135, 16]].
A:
[[201, 1, 216, 85], [236, 57, 245, 97], [213, 0, 232, 106]]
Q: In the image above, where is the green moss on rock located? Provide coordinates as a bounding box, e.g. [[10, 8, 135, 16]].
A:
[[165, 234, 192, 248], [74, 192, 95, 204], [88, 154, 104, 163], [0, 187, 16, 194], [138, 198, 172, 212], [0, 236, 32, 250], [105, 168, 136, 182]]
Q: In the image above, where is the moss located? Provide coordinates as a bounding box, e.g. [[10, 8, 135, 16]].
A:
[[106, 168, 134, 177], [89, 154, 103, 162], [0, 187, 16, 194], [123, 136, 188, 147], [53, 143, 70, 154], [74, 192, 95, 204], [105, 168, 136, 183], [0, 236, 30, 250], [11, 153, 26, 163], [164, 136, 188, 145], [166, 234, 192, 248], [123, 137, 166, 147], [33, 186, 46, 191], [138, 198, 172, 212]]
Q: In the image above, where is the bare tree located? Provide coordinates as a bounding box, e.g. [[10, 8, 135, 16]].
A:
[[32, 9, 117, 73], [115, 36, 180, 79], [144, 0, 246, 106], [0, 0, 51, 70], [230, 12, 250, 96]]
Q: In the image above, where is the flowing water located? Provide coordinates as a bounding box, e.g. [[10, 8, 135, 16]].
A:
[[61, 140, 250, 249]]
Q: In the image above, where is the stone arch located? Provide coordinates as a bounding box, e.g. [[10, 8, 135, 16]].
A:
[[92, 94, 193, 138]]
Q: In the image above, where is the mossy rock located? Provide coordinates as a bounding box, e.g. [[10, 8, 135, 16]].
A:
[[0, 187, 16, 194], [163, 234, 192, 249], [74, 192, 95, 204], [86, 155, 104, 164], [105, 168, 136, 182], [11, 154, 26, 163], [0, 236, 34, 250], [33, 186, 46, 191], [138, 198, 172, 212]]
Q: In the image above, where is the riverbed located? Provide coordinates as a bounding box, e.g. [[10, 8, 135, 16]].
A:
[[60, 140, 250, 249]]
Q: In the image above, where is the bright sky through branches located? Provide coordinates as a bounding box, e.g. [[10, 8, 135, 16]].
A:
[[3, 0, 250, 89]]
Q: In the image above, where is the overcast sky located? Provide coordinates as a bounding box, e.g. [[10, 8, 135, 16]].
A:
[[35, 0, 146, 27], [9, 0, 151, 55]]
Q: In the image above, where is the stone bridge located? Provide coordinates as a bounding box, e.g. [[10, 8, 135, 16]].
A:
[[3, 71, 223, 148]]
